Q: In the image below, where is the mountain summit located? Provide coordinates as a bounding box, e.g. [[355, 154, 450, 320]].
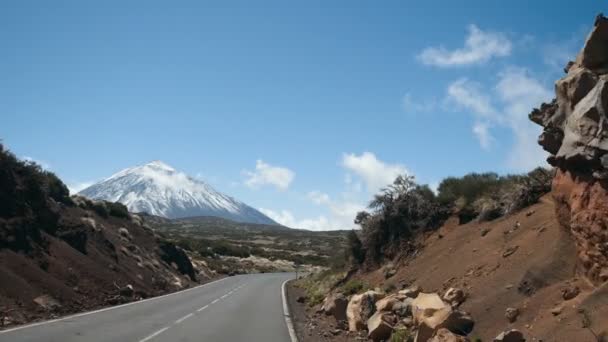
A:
[[78, 161, 278, 225]]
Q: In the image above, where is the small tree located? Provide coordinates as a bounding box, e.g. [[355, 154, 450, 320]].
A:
[[347, 230, 365, 265]]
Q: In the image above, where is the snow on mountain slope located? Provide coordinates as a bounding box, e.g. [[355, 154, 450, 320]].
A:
[[78, 161, 278, 225]]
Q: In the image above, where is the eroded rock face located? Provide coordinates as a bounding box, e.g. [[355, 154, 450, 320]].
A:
[[530, 14, 608, 284]]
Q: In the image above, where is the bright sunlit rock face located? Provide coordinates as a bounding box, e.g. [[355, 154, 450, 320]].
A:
[[79, 161, 278, 225]]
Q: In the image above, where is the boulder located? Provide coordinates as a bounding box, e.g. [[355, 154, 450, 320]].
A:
[[562, 285, 580, 300], [346, 290, 385, 331], [443, 288, 466, 307], [375, 294, 402, 312], [33, 295, 61, 311], [367, 311, 396, 341], [393, 298, 413, 317], [413, 293, 474, 342], [430, 328, 470, 342], [411, 293, 449, 324], [399, 284, 422, 298], [322, 293, 348, 321], [505, 307, 519, 323], [493, 329, 525, 342], [119, 284, 134, 297]]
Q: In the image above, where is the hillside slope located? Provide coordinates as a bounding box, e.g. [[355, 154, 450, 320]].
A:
[[292, 197, 606, 341], [79, 161, 277, 225], [0, 147, 208, 328]]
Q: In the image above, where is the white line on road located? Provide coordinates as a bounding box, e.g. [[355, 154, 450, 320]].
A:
[[211, 299, 219, 304], [196, 305, 209, 312], [174, 313, 194, 324], [281, 279, 299, 342], [138, 327, 169, 342], [0, 277, 230, 335], [220, 294, 228, 299]]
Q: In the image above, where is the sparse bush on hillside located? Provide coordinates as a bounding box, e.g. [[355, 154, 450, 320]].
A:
[[0, 144, 73, 248], [340, 279, 369, 296], [107, 201, 130, 219], [355, 175, 450, 264], [351, 168, 553, 266], [347, 230, 365, 265], [436, 168, 554, 224]]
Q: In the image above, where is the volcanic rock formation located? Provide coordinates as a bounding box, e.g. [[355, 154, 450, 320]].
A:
[[530, 14, 608, 284]]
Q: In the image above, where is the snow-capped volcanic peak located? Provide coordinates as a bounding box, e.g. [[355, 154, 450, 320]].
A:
[[78, 161, 277, 225]]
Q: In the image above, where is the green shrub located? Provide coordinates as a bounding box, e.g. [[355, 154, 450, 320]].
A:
[[341, 279, 369, 296], [390, 328, 411, 342], [107, 201, 130, 219], [91, 201, 109, 218], [308, 290, 325, 307]]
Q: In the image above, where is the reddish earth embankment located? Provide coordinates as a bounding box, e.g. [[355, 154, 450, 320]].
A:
[[290, 197, 607, 341]]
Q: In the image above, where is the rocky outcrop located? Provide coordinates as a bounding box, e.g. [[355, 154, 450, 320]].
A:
[[530, 14, 608, 284]]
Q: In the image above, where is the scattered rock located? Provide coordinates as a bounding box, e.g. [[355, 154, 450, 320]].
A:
[[402, 317, 414, 327], [562, 285, 580, 300], [296, 296, 306, 303], [481, 228, 490, 237], [33, 295, 61, 311], [322, 293, 348, 321], [119, 284, 134, 297], [375, 294, 402, 312], [399, 285, 422, 298], [384, 267, 397, 279], [118, 227, 130, 239], [443, 288, 466, 307], [551, 305, 563, 316], [347, 290, 385, 331], [502, 246, 519, 258], [367, 311, 396, 341], [525, 210, 535, 217], [430, 328, 470, 342], [412, 292, 449, 324], [493, 329, 525, 342], [416, 308, 474, 342], [392, 298, 413, 317], [505, 307, 519, 323]]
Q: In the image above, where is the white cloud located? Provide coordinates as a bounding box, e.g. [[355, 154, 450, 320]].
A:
[[447, 78, 499, 119], [342, 152, 408, 193], [307, 191, 330, 205], [243, 159, 295, 191], [402, 93, 437, 113], [418, 24, 512, 67], [445, 67, 551, 170], [260, 197, 364, 231], [496, 68, 552, 170], [22, 156, 51, 170], [67, 181, 95, 194], [472, 121, 493, 150], [259, 208, 331, 231]]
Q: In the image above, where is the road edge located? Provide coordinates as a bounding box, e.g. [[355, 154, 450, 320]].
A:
[[281, 279, 299, 342], [0, 276, 229, 334]]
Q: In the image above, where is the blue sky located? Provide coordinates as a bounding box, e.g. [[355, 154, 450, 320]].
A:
[[2, 1, 605, 230]]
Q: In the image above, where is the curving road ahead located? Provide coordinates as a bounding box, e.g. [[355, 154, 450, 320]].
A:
[[0, 273, 296, 342]]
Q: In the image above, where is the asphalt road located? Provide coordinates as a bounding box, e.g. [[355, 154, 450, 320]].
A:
[[0, 273, 296, 342]]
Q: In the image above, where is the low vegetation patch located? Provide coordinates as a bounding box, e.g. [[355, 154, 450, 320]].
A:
[[351, 168, 553, 266]]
